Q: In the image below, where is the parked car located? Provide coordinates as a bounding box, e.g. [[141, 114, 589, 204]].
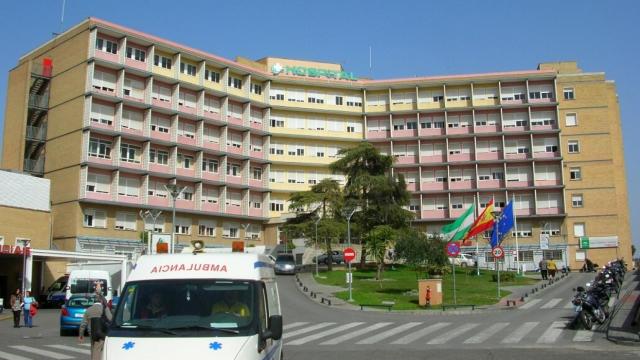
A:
[[313, 251, 345, 265], [448, 253, 476, 267], [59, 293, 98, 336], [41, 275, 69, 308], [274, 253, 297, 275]]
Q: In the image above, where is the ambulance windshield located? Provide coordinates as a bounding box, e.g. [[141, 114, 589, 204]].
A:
[[112, 279, 259, 337]]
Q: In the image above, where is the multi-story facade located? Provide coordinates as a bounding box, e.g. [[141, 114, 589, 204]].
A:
[[1, 18, 630, 269]]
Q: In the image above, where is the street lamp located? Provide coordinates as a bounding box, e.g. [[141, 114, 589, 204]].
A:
[[343, 207, 358, 302], [20, 239, 31, 294], [139, 209, 163, 254], [314, 216, 321, 277], [164, 184, 185, 254]]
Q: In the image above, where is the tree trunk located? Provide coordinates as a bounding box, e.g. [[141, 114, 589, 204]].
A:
[[377, 263, 383, 288]]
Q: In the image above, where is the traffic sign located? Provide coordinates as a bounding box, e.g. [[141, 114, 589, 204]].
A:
[[492, 246, 505, 259], [344, 247, 356, 263], [446, 242, 461, 257]]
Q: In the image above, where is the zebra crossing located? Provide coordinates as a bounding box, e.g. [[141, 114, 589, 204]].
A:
[[518, 297, 576, 310], [0, 344, 90, 360], [282, 319, 596, 347]]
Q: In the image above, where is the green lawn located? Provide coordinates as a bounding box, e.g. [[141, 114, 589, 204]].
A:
[[314, 265, 539, 310]]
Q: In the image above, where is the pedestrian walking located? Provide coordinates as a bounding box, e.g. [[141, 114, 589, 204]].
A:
[[538, 259, 548, 280], [21, 291, 37, 328], [9, 288, 22, 328], [79, 283, 112, 360], [547, 259, 557, 279]]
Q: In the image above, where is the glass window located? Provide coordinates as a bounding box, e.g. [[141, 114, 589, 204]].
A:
[[570, 167, 581, 180], [568, 140, 580, 153], [572, 194, 584, 207], [565, 113, 577, 126], [573, 223, 585, 237], [563, 88, 575, 100]]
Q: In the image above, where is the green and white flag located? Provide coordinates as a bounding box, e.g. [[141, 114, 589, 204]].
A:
[[441, 204, 475, 242]]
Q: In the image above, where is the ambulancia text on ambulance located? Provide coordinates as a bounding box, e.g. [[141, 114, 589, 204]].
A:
[[102, 242, 283, 359]]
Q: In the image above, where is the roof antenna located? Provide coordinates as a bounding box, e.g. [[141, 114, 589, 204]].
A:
[[53, 0, 66, 37], [369, 45, 373, 78]]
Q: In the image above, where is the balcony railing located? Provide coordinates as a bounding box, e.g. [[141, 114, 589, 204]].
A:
[[24, 158, 44, 174], [31, 62, 53, 78], [26, 125, 46, 141], [28, 94, 49, 109]]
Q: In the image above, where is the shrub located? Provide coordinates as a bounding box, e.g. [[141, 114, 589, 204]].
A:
[[492, 272, 515, 282]]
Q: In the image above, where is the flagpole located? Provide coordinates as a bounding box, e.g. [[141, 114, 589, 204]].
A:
[[474, 194, 480, 276], [513, 194, 519, 275]]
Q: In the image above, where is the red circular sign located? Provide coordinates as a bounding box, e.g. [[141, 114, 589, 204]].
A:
[[343, 247, 356, 263], [446, 242, 461, 257], [492, 246, 505, 259]]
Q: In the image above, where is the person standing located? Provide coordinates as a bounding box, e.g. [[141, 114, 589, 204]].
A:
[[539, 259, 548, 280], [10, 288, 22, 328], [79, 283, 112, 360], [22, 291, 37, 328], [547, 259, 557, 279]]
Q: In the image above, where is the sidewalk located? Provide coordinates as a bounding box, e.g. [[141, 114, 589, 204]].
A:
[[606, 270, 640, 344]]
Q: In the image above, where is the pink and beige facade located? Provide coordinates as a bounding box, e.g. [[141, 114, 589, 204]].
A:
[[1, 18, 630, 269]]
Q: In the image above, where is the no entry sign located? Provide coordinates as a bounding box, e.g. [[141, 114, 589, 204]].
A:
[[344, 247, 356, 263]]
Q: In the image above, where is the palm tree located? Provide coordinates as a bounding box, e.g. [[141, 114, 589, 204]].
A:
[[365, 225, 395, 286]]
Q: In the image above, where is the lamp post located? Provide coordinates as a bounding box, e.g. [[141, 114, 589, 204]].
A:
[[344, 207, 358, 302], [139, 209, 163, 254], [164, 184, 185, 254], [314, 216, 321, 277], [20, 239, 31, 294]]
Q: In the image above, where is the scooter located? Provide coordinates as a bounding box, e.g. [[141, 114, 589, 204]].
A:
[[572, 286, 607, 330]]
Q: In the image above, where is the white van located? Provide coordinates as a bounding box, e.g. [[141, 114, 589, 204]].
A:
[[103, 251, 283, 359], [66, 270, 112, 304]]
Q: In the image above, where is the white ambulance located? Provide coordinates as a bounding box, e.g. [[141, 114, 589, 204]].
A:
[[102, 248, 283, 359]]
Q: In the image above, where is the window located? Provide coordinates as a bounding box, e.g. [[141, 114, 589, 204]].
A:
[[223, 223, 239, 238], [252, 167, 262, 180], [574, 223, 585, 237], [228, 102, 243, 119], [225, 191, 242, 208], [201, 187, 219, 204], [270, 201, 284, 212], [501, 85, 526, 101], [153, 55, 172, 69], [202, 158, 219, 173], [92, 69, 116, 93], [528, 84, 554, 99], [120, 144, 140, 163], [270, 116, 285, 128], [174, 217, 191, 235], [205, 69, 220, 83], [152, 83, 172, 103], [537, 192, 560, 209], [572, 194, 584, 208], [246, 224, 261, 240], [88, 138, 112, 158], [335, 96, 343, 106], [530, 111, 556, 126], [346, 95, 362, 107], [118, 177, 140, 197], [178, 92, 197, 109], [269, 170, 284, 183], [226, 132, 243, 149], [270, 143, 284, 155], [86, 173, 110, 193], [570, 167, 582, 180], [511, 222, 532, 237], [418, 88, 444, 103], [177, 154, 193, 169], [227, 163, 241, 177], [198, 220, 216, 237], [181, 186, 194, 201], [563, 88, 575, 100], [228, 76, 242, 89], [535, 164, 559, 181], [121, 108, 143, 130], [90, 102, 114, 125], [178, 121, 196, 139], [83, 209, 106, 228], [307, 90, 325, 104], [543, 250, 563, 260], [180, 62, 197, 76], [147, 181, 168, 198], [518, 250, 534, 262], [149, 149, 168, 165], [151, 116, 170, 134], [125, 46, 146, 62], [115, 212, 137, 231], [565, 113, 577, 127], [123, 77, 145, 99], [541, 222, 561, 236], [95, 38, 117, 54], [270, 88, 285, 101], [203, 96, 221, 114], [568, 140, 580, 153], [251, 83, 262, 95]]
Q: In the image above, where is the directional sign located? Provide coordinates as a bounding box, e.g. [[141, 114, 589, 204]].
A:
[[344, 247, 356, 263], [492, 246, 505, 259], [446, 242, 461, 257]]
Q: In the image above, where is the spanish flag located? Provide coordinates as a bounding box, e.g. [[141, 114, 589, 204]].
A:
[[464, 199, 495, 241]]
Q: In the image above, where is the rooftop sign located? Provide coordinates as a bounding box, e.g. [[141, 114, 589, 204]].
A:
[[271, 63, 357, 81]]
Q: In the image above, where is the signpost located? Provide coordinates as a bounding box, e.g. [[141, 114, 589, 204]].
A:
[[492, 246, 504, 299], [344, 247, 356, 263], [446, 242, 461, 305]]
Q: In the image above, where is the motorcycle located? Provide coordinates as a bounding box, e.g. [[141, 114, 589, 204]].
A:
[[572, 286, 607, 330]]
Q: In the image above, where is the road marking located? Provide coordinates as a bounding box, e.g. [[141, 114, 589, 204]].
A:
[[540, 298, 563, 309], [45, 345, 91, 355], [0, 350, 32, 360], [8, 346, 73, 359], [79, 344, 91, 347], [564, 301, 575, 309], [321, 322, 394, 345], [519, 299, 542, 309], [287, 322, 365, 345], [536, 321, 568, 343], [427, 323, 480, 345], [391, 322, 451, 344], [283, 322, 335, 339], [464, 322, 510, 344], [283, 322, 309, 330], [501, 322, 539, 344], [356, 322, 422, 344], [573, 330, 594, 342]]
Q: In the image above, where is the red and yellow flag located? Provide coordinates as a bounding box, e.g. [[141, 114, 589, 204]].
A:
[[464, 199, 495, 241]]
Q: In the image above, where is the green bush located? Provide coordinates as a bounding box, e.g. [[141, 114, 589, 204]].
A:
[[492, 272, 515, 282]]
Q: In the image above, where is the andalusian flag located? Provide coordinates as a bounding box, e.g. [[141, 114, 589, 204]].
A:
[[441, 204, 475, 241], [464, 199, 495, 241]]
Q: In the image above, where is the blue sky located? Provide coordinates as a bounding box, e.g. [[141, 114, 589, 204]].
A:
[[1, 0, 638, 248]]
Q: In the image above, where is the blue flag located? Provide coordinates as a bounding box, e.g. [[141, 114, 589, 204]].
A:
[[490, 201, 515, 248]]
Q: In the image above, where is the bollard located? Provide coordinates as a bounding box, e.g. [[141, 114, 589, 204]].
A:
[[524, 293, 528, 297], [520, 296, 524, 302], [303, 286, 308, 292]]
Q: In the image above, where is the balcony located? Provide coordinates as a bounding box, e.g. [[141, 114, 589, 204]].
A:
[[515, 208, 533, 216], [121, 126, 143, 137], [536, 207, 562, 215], [28, 94, 49, 109], [227, 115, 243, 127], [85, 191, 111, 201], [477, 179, 503, 189], [421, 182, 447, 191], [178, 135, 197, 146], [202, 202, 220, 213], [535, 179, 561, 186], [474, 124, 500, 133], [26, 125, 46, 141], [250, 150, 265, 159], [501, 98, 525, 106], [148, 196, 170, 207], [448, 153, 473, 162], [120, 160, 143, 171], [531, 123, 555, 131], [152, 98, 172, 110], [117, 194, 141, 204], [405, 182, 417, 191], [150, 130, 171, 142], [149, 163, 170, 174], [533, 151, 559, 159], [202, 172, 221, 182], [95, 49, 120, 63], [87, 155, 113, 167], [23, 158, 44, 175], [504, 125, 527, 133], [227, 146, 243, 155], [393, 129, 417, 138], [249, 207, 263, 217], [449, 180, 475, 190], [226, 176, 242, 185], [419, 128, 445, 136], [445, 99, 472, 108], [226, 205, 242, 215], [124, 57, 147, 71], [176, 168, 196, 178], [176, 199, 195, 210], [417, 101, 444, 110], [203, 110, 222, 121], [476, 152, 502, 161], [394, 155, 417, 164], [178, 105, 197, 115], [90, 119, 115, 131], [505, 152, 530, 160], [473, 98, 499, 107], [447, 127, 471, 135], [420, 154, 446, 163], [421, 209, 448, 219], [203, 141, 221, 152], [366, 130, 390, 139], [506, 180, 532, 188]]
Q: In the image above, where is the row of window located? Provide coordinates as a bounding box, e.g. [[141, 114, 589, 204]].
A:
[[373, 138, 560, 157], [408, 192, 563, 212], [83, 208, 261, 238], [485, 249, 564, 263]]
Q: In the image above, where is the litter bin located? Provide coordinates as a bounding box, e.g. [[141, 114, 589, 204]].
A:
[[418, 279, 442, 306]]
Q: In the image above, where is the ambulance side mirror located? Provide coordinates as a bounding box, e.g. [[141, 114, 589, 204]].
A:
[[265, 315, 283, 340]]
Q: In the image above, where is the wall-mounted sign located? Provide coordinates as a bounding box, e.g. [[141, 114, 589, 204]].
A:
[[0, 245, 31, 256], [579, 236, 619, 249], [271, 63, 357, 81]]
